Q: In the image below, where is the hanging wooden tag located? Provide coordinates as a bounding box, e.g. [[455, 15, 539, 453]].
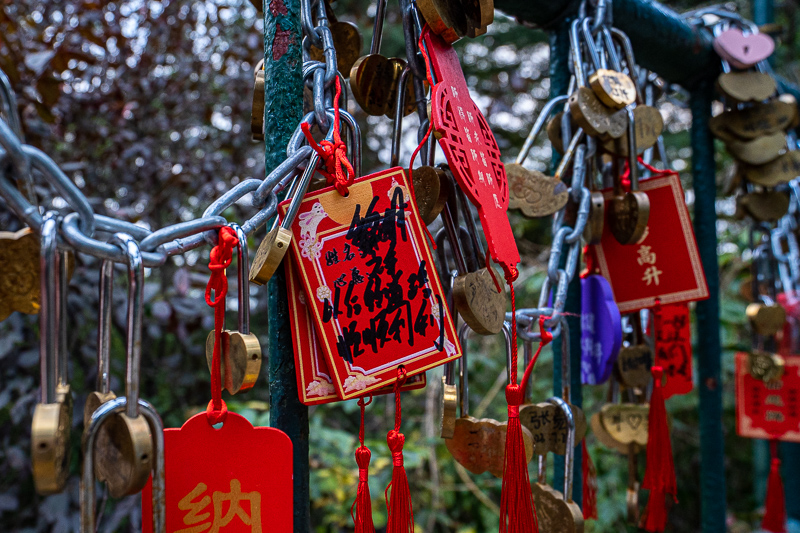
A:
[[653, 303, 693, 399], [593, 173, 709, 313], [422, 28, 520, 277], [735, 352, 800, 442], [142, 411, 293, 532], [281, 167, 460, 399], [285, 255, 426, 405]]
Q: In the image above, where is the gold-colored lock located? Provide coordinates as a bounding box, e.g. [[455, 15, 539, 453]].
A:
[[609, 108, 650, 245], [736, 190, 790, 222], [306, 21, 363, 78], [31, 213, 72, 495], [251, 60, 265, 141], [746, 302, 787, 337], [742, 150, 800, 188], [599, 403, 650, 447], [589, 68, 637, 109], [716, 71, 777, 103], [531, 397, 584, 533], [747, 350, 785, 382], [725, 131, 785, 166], [0, 226, 40, 320], [601, 105, 663, 157], [207, 224, 262, 394], [440, 362, 457, 439], [93, 234, 154, 498]]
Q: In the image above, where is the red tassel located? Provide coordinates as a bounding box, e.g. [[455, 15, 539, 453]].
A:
[[640, 366, 677, 532], [762, 440, 786, 533], [385, 368, 414, 533], [352, 396, 375, 533], [582, 440, 598, 520]]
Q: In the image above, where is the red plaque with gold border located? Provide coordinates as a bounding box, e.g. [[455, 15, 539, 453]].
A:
[[593, 174, 709, 313], [735, 352, 800, 442], [280, 167, 461, 399]]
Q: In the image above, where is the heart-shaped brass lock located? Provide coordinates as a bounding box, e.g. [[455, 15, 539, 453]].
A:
[[547, 111, 579, 155], [746, 302, 787, 337], [453, 267, 506, 335], [0, 227, 41, 318], [532, 483, 585, 533], [441, 373, 457, 439], [411, 166, 448, 226], [710, 99, 796, 140], [741, 150, 800, 188], [736, 191, 790, 223], [584, 191, 605, 245], [350, 54, 400, 117], [416, 0, 464, 43], [716, 71, 777, 103], [601, 106, 664, 157], [747, 350, 785, 383], [589, 69, 637, 109], [445, 417, 534, 478], [609, 191, 650, 245], [505, 163, 569, 218], [461, 0, 493, 38], [725, 132, 785, 166], [615, 344, 653, 389], [520, 401, 588, 455], [569, 87, 627, 139], [307, 21, 362, 78], [589, 411, 631, 454], [599, 403, 650, 447]]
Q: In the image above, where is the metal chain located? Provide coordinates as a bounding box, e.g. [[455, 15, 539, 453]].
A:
[[0, 0, 347, 267]]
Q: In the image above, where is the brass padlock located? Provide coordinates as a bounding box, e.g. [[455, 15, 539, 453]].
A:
[[445, 322, 534, 477], [206, 224, 262, 394], [82, 396, 165, 533], [589, 68, 637, 110], [609, 107, 650, 245], [746, 301, 787, 337], [92, 234, 154, 498], [31, 213, 72, 495], [0, 226, 40, 320], [747, 350, 785, 383], [716, 71, 776, 104], [531, 397, 584, 533]]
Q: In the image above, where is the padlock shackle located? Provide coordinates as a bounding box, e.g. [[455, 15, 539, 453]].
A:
[[548, 396, 576, 502], [569, 19, 587, 88], [553, 128, 586, 183], [229, 223, 252, 335], [581, 18, 604, 73], [109, 233, 143, 419], [81, 397, 165, 533], [97, 260, 114, 394], [282, 151, 320, 230], [369, 0, 389, 55], [457, 322, 471, 418], [609, 28, 643, 103], [441, 191, 470, 275], [39, 212, 59, 405], [625, 107, 639, 190], [390, 65, 411, 167], [515, 94, 569, 165], [455, 185, 486, 268]]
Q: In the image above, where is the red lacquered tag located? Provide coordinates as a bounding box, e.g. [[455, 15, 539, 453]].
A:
[[422, 28, 520, 278], [735, 352, 800, 442], [281, 167, 460, 399], [285, 255, 427, 405], [142, 411, 293, 532], [653, 303, 693, 399], [593, 173, 709, 313]]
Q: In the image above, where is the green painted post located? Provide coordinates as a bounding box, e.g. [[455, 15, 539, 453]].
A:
[[689, 78, 727, 533], [263, 0, 309, 530], [548, 16, 582, 504]]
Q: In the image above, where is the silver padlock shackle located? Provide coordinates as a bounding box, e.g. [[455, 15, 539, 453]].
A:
[[516, 95, 570, 165], [457, 322, 471, 418], [625, 107, 639, 190], [391, 65, 412, 168], [229, 223, 252, 336], [455, 185, 487, 268], [369, 0, 389, 55], [97, 260, 114, 394], [609, 28, 643, 102], [569, 19, 588, 87], [81, 396, 165, 533], [39, 212, 59, 405], [109, 233, 144, 420], [548, 395, 576, 503]]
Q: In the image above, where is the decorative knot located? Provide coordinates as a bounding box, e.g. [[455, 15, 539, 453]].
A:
[[505, 383, 524, 409], [392, 452, 404, 467], [205, 226, 237, 307], [652, 365, 664, 383], [387, 429, 405, 454], [205, 398, 228, 425], [355, 445, 371, 470]]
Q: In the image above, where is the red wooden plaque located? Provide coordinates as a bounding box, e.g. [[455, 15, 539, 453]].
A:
[[422, 28, 520, 277], [653, 303, 693, 399], [285, 255, 426, 405], [142, 411, 293, 532], [281, 167, 461, 399], [593, 174, 709, 312], [735, 352, 800, 442]]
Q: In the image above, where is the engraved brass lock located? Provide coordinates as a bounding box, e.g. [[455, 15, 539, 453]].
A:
[[736, 190, 790, 222], [725, 131, 785, 166], [615, 344, 653, 389], [206, 224, 262, 394], [589, 68, 637, 109], [441, 361, 458, 439], [306, 21, 363, 78], [531, 397, 584, 533], [747, 350, 785, 382], [92, 234, 154, 498], [716, 71, 776, 103], [742, 150, 800, 188], [746, 301, 787, 337], [710, 98, 796, 140], [417, 0, 463, 43], [445, 323, 534, 477], [609, 108, 650, 245], [599, 403, 650, 447], [601, 105, 663, 157], [31, 213, 72, 495]]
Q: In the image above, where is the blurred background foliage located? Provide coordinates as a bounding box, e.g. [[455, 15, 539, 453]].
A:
[[0, 0, 796, 531]]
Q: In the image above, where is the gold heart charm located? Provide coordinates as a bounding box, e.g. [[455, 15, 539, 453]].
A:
[[505, 163, 569, 218], [746, 302, 787, 337], [710, 98, 796, 140], [453, 267, 506, 335], [599, 403, 650, 446], [532, 483, 585, 533], [615, 344, 653, 389], [741, 150, 800, 188], [725, 132, 785, 166], [590, 411, 631, 454], [601, 105, 664, 157], [569, 87, 627, 139], [589, 69, 637, 109], [716, 71, 777, 103], [736, 191, 790, 223], [520, 401, 588, 455]]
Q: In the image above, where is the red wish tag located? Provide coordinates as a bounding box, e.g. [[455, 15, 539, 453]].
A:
[[593, 173, 709, 313], [422, 28, 520, 278], [735, 352, 800, 442], [142, 411, 293, 532], [281, 167, 460, 399], [653, 303, 693, 398], [285, 255, 427, 405]]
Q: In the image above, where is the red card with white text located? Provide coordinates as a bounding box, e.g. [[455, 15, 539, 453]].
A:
[[593, 174, 709, 313], [281, 167, 461, 399], [654, 303, 693, 399], [735, 352, 800, 442], [285, 256, 426, 405], [142, 412, 292, 532]]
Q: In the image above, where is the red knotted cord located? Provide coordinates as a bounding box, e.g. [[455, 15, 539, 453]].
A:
[[352, 395, 375, 533], [301, 76, 355, 196], [385, 367, 414, 533], [204, 226, 238, 425], [620, 157, 678, 190]]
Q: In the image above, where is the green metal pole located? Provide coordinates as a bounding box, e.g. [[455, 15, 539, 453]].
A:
[[264, 0, 309, 530], [549, 16, 582, 503], [690, 78, 727, 533]]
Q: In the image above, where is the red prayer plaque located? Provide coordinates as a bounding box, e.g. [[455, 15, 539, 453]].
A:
[[593, 174, 709, 313], [653, 303, 693, 399], [281, 167, 461, 399], [285, 255, 426, 405], [735, 352, 800, 442], [422, 28, 520, 277], [142, 411, 292, 532]]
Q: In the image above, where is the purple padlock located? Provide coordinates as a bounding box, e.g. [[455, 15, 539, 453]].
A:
[[581, 275, 622, 385]]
